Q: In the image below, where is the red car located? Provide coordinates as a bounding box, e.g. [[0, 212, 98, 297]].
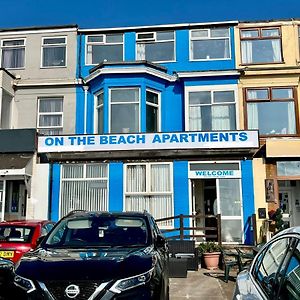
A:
[[0, 220, 55, 263]]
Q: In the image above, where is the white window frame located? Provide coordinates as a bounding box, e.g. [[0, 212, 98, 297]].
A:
[[85, 33, 124, 65], [59, 163, 109, 218], [124, 162, 174, 229], [146, 88, 161, 132], [184, 84, 239, 131], [41, 36, 67, 68], [135, 31, 176, 63], [108, 87, 141, 134], [1, 38, 26, 69], [37, 96, 63, 135], [189, 27, 231, 61], [94, 89, 104, 134]]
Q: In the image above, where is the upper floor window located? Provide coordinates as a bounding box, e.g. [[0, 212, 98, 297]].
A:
[[110, 88, 140, 134], [186, 87, 236, 131], [240, 27, 282, 64], [136, 31, 175, 62], [38, 97, 63, 135], [86, 34, 123, 65], [95, 91, 104, 134], [1, 39, 25, 69], [190, 27, 230, 60], [245, 87, 296, 135], [42, 37, 66, 67]]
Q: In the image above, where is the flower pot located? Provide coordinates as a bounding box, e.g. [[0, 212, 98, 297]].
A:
[[203, 252, 221, 270]]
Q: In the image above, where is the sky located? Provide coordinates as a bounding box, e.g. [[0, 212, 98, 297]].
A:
[[1, 0, 299, 29]]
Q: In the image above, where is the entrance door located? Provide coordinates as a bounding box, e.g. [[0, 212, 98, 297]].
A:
[[0, 181, 4, 221], [279, 191, 291, 227]]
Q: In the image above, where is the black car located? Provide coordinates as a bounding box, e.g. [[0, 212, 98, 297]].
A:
[[11, 211, 169, 300]]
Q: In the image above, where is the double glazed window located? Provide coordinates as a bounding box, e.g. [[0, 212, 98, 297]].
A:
[[95, 87, 160, 134], [86, 34, 123, 64], [38, 97, 63, 135], [42, 37, 66, 67], [187, 88, 236, 131], [60, 164, 108, 217], [125, 163, 173, 226], [1, 39, 25, 69], [240, 27, 282, 64], [136, 31, 175, 62], [245, 87, 296, 135], [190, 27, 230, 60]]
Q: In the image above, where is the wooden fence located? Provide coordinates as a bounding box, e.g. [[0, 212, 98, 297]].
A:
[[156, 213, 222, 245]]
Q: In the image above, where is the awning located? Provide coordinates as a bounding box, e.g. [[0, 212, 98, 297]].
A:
[[0, 153, 33, 176]]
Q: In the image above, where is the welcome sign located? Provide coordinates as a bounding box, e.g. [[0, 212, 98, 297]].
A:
[[38, 131, 259, 153]]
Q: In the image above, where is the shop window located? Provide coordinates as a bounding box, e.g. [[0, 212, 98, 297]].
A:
[[60, 164, 108, 217], [42, 37, 66, 67], [240, 27, 282, 64], [125, 163, 173, 227], [245, 87, 296, 135], [86, 34, 123, 65], [190, 27, 230, 60], [187, 87, 237, 131], [38, 97, 63, 135], [1, 39, 25, 69], [136, 31, 175, 62]]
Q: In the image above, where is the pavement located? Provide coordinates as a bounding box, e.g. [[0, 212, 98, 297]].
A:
[[170, 267, 237, 299]]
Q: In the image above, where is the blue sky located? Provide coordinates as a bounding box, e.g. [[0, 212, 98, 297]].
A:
[[1, 0, 299, 29]]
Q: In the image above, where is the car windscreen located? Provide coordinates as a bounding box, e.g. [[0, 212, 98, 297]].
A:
[[44, 215, 149, 248], [0, 226, 35, 243]]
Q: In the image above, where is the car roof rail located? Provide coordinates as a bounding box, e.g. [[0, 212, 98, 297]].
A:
[[64, 209, 89, 218]]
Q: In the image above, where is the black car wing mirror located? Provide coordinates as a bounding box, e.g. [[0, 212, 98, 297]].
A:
[[156, 234, 167, 248]]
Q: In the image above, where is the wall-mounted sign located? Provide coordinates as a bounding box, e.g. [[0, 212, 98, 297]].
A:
[[189, 169, 241, 179], [38, 130, 259, 153], [265, 179, 275, 203]]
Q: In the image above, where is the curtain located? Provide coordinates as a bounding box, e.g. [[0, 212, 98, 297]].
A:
[[247, 103, 259, 129], [271, 40, 281, 62], [151, 164, 170, 192], [241, 41, 253, 64], [2, 48, 24, 68], [287, 102, 296, 134], [136, 44, 145, 60], [212, 105, 230, 130], [126, 165, 146, 192], [189, 106, 202, 131]]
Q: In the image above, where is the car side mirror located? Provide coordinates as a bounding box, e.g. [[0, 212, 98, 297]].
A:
[[156, 234, 166, 248]]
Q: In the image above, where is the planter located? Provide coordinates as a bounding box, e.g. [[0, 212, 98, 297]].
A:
[[203, 252, 221, 270]]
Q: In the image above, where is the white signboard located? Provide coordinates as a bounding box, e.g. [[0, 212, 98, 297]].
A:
[[38, 131, 259, 153], [189, 170, 241, 179]]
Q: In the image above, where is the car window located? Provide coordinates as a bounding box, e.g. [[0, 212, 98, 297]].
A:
[[41, 223, 55, 236], [45, 216, 149, 248], [278, 240, 300, 300], [0, 226, 35, 243], [252, 237, 292, 298]]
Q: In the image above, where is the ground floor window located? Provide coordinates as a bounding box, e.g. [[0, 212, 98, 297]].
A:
[[60, 163, 108, 217], [124, 162, 173, 227]]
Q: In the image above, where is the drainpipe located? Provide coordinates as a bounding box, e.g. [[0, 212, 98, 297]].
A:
[[83, 85, 89, 134]]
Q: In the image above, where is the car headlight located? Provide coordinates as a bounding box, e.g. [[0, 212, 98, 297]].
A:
[[14, 274, 36, 293], [110, 268, 154, 294]]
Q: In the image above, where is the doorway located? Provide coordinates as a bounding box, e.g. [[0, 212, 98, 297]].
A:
[[278, 180, 300, 227]]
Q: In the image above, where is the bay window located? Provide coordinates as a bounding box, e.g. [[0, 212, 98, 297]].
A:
[[136, 31, 175, 62], [245, 87, 297, 135], [86, 34, 123, 64], [1, 39, 25, 69], [187, 87, 237, 131], [110, 88, 140, 133], [240, 27, 282, 64], [190, 27, 230, 60], [60, 164, 108, 217], [125, 163, 173, 226], [38, 97, 63, 135]]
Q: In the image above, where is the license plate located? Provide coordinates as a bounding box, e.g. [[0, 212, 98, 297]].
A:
[[0, 251, 14, 258]]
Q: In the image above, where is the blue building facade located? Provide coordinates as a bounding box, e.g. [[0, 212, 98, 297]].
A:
[[42, 21, 259, 244]]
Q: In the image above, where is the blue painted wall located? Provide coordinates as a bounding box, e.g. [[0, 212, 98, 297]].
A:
[[241, 160, 255, 245], [78, 26, 236, 78], [109, 162, 124, 212], [173, 161, 190, 238], [50, 163, 61, 222]]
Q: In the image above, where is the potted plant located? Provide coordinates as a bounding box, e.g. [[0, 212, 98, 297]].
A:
[[198, 241, 222, 270]]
